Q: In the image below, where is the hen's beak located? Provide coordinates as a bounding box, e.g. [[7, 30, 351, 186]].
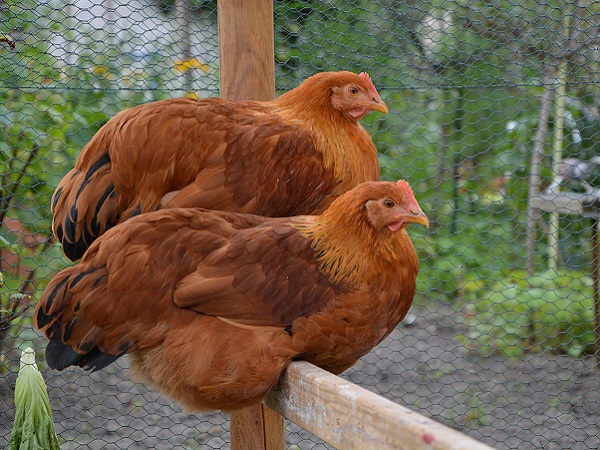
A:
[[370, 98, 389, 114], [404, 211, 429, 228], [403, 210, 430, 229], [387, 210, 430, 232]]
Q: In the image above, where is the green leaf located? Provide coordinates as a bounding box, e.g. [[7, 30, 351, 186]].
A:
[[9, 348, 60, 450]]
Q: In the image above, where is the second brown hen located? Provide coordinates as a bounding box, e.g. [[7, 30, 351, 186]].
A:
[[34, 180, 428, 411], [52, 71, 388, 261]]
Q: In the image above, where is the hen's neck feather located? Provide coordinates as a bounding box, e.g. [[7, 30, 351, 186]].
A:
[[293, 200, 419, 287], [270, 82, 378, 184]]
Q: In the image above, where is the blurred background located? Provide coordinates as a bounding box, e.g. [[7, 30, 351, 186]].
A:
[[1, 1, 600, 449]]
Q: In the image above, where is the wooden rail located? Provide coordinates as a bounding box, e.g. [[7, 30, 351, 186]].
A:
[[232, 362, 497, 450]]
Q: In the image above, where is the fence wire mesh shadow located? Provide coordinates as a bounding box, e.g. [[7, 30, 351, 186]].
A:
[[2, 1, 600, 449]]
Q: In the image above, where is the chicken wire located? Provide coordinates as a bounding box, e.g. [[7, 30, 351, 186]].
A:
[[1, 0, 600, 449]]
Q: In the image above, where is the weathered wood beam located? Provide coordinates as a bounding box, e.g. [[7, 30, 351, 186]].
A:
[[264, 362, 498, 450]]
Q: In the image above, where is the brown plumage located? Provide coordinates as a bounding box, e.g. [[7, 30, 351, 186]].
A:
[[35, 180, 428, 411], [52, 71, 388, 261]]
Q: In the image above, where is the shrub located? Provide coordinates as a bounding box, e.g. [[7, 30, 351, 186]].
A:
[[458, 269, 596, 357]]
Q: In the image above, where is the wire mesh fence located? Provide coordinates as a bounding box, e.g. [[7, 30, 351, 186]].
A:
[[2, 0, 600, 448]]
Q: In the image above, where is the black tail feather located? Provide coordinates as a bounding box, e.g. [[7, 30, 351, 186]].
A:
[[58, 153, 116, 261], [35, 277, 70, 330], [45, 337, 86, 370], [77, 349, 123, 372], [45, 336, 123, 372]]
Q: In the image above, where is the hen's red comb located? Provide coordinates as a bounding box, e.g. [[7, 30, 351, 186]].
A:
[[359, 72, 379, 97], [396, 179, 420, 206], [396, 179, 413, 195]]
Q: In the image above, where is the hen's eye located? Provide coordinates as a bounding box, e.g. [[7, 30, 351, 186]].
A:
[[349, 86, 359, 95], [384, 199, 395, 208]]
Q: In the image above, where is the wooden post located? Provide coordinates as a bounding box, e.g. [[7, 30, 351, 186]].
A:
[[217, 0, 275, 101], [230, 404, 285, 450], [217, 1, 282, 448], [548, 66, 566, 272]]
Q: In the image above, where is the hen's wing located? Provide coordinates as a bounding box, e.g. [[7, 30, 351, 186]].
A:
[[52, 98, 340, 261], [35, 208, 346, 371], [173, 222, 344, 327]]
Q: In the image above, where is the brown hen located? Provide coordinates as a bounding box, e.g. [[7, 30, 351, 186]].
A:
[[53, 71, 388, 261], [35, 180, 428, 411]]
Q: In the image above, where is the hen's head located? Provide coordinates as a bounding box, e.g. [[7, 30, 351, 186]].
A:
[[299, 180, 428, 285], [328, 72, 388, 119], [313, 180, 429, 238], [362, 180, 430, 232], [278, 71, 388, 121]]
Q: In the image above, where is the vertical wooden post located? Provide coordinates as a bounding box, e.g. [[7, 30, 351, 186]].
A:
[[230, 404, 285, 450], [217, 1, 282, 448], [218, 0, 275, 101]]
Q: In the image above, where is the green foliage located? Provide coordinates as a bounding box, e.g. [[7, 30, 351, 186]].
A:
[[412, 203, 595, 359], [0, 272, 33, 373], [9, 348, 60, 450], [414, 213, 523, 302], [1, 0, 61, 88], [458, 269, 596, 358], [274, 0, 410, 87]]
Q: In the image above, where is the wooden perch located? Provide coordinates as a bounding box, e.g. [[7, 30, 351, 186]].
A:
[[230, 361, 497, 450]]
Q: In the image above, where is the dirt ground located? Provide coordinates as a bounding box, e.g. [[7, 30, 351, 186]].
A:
[[1, 303, 599, 449]]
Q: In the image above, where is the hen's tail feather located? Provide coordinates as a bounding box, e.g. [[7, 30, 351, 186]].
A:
[[45, 335, 121, 372], [52, 153, 120, 261], [34, 276, 70, 330], [37, 268, 126, 372]]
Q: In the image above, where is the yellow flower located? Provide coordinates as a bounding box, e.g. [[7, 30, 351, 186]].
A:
[[92, 65, 108, 74], [91, 65, 116, 80], [174, 58, 210, 73]]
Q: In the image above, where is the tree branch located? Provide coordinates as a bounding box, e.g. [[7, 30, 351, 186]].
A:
[[0, 144, 40, 224], [459, 16, 555, 71]]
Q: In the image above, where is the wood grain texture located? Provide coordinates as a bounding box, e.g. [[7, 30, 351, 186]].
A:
[[264, 362, 498, 450], [218, 0, 275, 101], [222, 4, 279, 446], [230, 404, 284, 450]]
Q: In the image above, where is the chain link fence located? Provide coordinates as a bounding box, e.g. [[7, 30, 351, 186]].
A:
[[2, 1, 600, 449]]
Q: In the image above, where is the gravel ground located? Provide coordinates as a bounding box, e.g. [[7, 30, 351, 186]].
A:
[[1, 303, 599, 449]]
